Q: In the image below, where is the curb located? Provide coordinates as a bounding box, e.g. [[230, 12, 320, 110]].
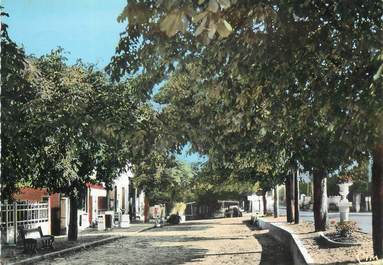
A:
[[319, 232, 361, 247], [257, 219, 314, 265], [8, 236, 124, 265], [136, 226, 156, 233]]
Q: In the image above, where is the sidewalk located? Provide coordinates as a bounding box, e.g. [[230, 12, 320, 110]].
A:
[[74, 222, 154, 237], [1, 223, 153, 265]]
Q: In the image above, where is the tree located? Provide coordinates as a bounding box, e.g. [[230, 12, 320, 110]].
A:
[[1, 11, 38, 199], [25, 52, 105, 240], [285, 171, 294, 222], [111, 0, 383, 251], [19, 50, 144, 240]]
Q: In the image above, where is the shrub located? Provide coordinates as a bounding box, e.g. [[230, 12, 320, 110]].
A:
[[337, 175, 353, 184], [171, 202, 186, 216], [335, 221, 357, 238]]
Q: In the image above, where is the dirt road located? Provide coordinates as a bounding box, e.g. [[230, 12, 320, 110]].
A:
[[36, 217, 292, 265]]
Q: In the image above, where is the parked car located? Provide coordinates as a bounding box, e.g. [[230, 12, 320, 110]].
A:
[[224, 206, 243, 217], [167, 214, 181, 225]]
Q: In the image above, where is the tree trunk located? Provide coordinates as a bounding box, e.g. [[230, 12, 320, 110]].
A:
[[144, 196, 150, 223], [262, 190, 267, 215], [372, 144, 383, 258], [106, 189, 110, 211], [273, 185, 279, 218], [313, 169, 328, 231], [285, 173, 294, 222], [68, 195, 78, 241], [294, 169, 300, 224]]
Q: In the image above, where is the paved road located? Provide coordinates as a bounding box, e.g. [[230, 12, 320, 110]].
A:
[[36, 217, 292, 265], [280, 208, 372, 233], [299, 211, 372, 233]]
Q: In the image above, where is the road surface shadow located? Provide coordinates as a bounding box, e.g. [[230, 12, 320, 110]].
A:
[[244, 221, 293, 265], [132, 235, 251, 244], [35, 236, 209, 265], [254, 231, 294, 265], [182, 220, 244, 226], [149, 225, 210, 232]]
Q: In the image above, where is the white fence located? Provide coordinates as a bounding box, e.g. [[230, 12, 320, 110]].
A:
[[0, 201, 50, 244]]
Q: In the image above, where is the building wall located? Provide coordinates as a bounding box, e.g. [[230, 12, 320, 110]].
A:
[[113, 170, 131, 214], [13, 187, 48, 202], [50, 193, 61, 235], [12, 188, 61, 236], [98, 196, 106, 211], [248, 192, 274, 213], [136, 190, 145, 220]]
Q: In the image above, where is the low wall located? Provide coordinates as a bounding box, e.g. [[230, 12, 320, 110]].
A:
[[258, 219, 313, 265]]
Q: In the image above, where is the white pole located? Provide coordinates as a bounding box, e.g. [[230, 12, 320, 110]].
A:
[[13, 202, 17, 244], [48, 197, 51, 234], [5, 200, 9, 243]]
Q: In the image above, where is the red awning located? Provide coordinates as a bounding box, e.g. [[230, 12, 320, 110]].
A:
[[86, 183, 105, 190]]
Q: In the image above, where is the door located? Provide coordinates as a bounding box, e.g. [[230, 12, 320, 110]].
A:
[[92, 196, 98, 223]]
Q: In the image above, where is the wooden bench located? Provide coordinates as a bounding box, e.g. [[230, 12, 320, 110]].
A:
[[20, 226, 54, 254]]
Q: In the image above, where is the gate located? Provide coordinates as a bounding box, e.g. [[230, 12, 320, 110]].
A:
[[0, 201, 50, 244]]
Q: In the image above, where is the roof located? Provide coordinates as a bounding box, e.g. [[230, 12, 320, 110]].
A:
[[86, 183, 105, 190]]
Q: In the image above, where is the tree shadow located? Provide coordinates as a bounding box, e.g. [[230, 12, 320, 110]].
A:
[[149, 225, 211, 232], [1, 235, 111, 264], [244, 221, 293, 265], [133, 235, 251, 243], [181, 221, 218, 225], [33, 235, 209, 265], [254, 231, 294, 265]]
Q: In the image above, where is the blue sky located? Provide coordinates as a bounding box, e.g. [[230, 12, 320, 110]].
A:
[[3, 0, 206, 164], [3, 0, 125, 67]]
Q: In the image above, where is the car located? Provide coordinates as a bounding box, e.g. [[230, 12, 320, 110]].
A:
[[224, 206, 242, 217]]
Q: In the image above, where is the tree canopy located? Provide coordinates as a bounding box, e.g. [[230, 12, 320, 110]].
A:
[[109, 0, 382, 234]]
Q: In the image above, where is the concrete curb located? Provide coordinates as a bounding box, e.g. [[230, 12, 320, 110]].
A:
[[257, 219, 314, 265], [8, 236, 124, 265], [137, 226, 156, 233], [319, 232, 361, 247]]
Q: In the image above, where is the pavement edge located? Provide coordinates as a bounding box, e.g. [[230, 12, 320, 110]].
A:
[[257, 218, 314, 265]]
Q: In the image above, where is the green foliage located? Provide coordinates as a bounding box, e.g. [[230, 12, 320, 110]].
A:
[[1, 11, 38, 198], [170, 202, 186, 215], [109, 0, 383, 192], [189, 162, 260, 207], [329, 159, 370, 195], [137, 159, 197, 209], [335, 221, 358, 238], [349, 160, 370, 194], [22, 51, 114, 197], [1, 42, 146, 200]]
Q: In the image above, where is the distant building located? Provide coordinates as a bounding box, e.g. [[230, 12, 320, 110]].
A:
[[9, 167, 147, 236]]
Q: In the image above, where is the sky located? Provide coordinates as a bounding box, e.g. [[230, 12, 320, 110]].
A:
[[3, 0, 126, 67], [3, 0, 206, 164]]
